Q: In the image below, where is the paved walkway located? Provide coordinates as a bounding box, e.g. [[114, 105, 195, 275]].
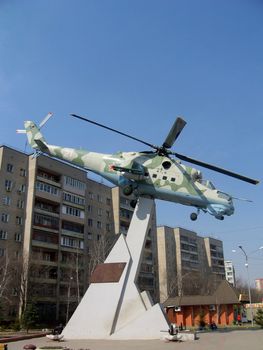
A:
[[5, 329, 263, 350]]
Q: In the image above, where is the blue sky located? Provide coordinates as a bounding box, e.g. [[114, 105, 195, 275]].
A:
[[0, 0, 262, 284]]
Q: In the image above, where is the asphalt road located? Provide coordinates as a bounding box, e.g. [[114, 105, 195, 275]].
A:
[[5, 329, 263, 350]]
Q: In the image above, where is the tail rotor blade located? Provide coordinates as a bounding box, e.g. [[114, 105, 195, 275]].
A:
[[39, 112, 53, 129]]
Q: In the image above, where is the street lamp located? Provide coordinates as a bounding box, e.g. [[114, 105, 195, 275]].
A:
[[238, 245, 254, 326]]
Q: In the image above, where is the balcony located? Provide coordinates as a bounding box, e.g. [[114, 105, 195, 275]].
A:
[[36, 169, 61, 187], [35, 207, 60, 218], [61, 229, 84, 239], [32, 239, 58, 250]]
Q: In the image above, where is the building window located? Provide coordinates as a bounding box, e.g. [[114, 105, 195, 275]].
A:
[[64, 176, 86, 191], [0, 248, 6, 257], [16, 216, 23, 225], [6, 163, 14, 173], [97, 221, 102, 229], [36, 181, 59, 196], [88, 218, 93, 227], [43, 252, 52, 261], [14, 251, 20, 259], [120, 197, 130, 206], [98, 208, 103, 216], [34, 213, 59, 229], [20, 168, 27, 177], [106, 210, 110, 218], [62, 221, 84, 233], [62, 205, 85, 219], [87, 205, 92, 213], [63, 192, 85, 206], [97, 194, 103, 203], [5, 180, 13, 191], [3, 196, 11, 206], [0, 230, 7, 240], [89, 192, 94, 200], [61, 236, 84, 249], [1, 213, 9, 223], [87, 232, 93, 240], [17, 200, 24, 209], [106, 223, 111, 232], [15, 233, 22, 242], [106, 198, 111, 205], [18, 184, 26, 193]]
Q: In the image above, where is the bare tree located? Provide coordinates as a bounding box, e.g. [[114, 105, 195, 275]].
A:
[[235, 277, 263, 303], [0, 253, 13, 301], [87, 234, 117, 282], [0, 252, 37, 321]]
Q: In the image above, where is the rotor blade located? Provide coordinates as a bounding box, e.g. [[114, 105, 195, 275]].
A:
[[71, 114, 158, 150], [174, 152, 260, 185], [16, 129, 26, 134], [232, 197, 253, 202], [162, 117, 187, 149], [39, 112, 53, 129]]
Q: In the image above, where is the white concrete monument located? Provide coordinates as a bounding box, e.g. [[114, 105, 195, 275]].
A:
[[62, 197, 169, 339]]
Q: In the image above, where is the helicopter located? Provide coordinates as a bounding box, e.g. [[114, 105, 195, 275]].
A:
[[17, 113, 259, 221]]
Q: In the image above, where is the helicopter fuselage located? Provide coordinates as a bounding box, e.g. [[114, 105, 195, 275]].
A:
[[20, 116, 258, 221], [45, 145, 234, 220]]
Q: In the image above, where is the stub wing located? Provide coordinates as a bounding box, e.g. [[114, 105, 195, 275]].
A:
[[110, 163, 147, 181]]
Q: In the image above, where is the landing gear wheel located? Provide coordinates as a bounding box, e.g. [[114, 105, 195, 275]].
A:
[[130, 199, 138, 208], [122, 185, 133, 196], [190, 212, 198, 221]]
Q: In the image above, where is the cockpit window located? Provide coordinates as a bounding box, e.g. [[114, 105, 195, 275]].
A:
[[200, 179, 216, 190], [217, 191, 231, 200]]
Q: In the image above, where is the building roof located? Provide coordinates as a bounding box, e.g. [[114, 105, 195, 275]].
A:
[[163, 280, 240, 307]]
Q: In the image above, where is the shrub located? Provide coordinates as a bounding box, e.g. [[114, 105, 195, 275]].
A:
[[254, 308, 263, 328], [11, 319, 21, 331]]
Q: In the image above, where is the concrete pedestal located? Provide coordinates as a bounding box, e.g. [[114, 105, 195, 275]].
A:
[[62, 197, 169, 339]]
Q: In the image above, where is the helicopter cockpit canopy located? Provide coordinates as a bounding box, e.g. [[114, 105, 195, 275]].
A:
[[199, 179, 216, 190]]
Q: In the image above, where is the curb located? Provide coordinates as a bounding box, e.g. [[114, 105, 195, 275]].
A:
[[0, 334, 47, 343]]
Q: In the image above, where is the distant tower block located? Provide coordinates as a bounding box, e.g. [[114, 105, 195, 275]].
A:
[[62, 197, 169, 339]]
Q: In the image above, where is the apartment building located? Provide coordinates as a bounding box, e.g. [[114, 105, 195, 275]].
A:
[[255, 278, 263, 292], [203, 237, 225, 277], [0, 146, 28, 320], [224, 260, 236, 286], [157, 226, 225, 302], [0, 145, 158, 322]]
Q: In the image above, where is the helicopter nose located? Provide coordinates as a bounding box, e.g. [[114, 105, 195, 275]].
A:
[[208, 202, 234, 218], [224, 199, 234, 216], [226, 204, 234, 216]]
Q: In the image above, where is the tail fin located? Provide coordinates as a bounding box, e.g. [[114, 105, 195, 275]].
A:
[[24, 121, 49, 152], [17, 112, 53, 153]]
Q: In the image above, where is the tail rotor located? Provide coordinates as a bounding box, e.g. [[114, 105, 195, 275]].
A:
[[16, 112, 53, 153]]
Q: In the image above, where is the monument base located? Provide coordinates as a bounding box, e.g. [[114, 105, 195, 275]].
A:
[[62, 197, 169, 340]]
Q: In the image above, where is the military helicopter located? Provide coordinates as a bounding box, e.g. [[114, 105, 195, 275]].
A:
[[17, 113, 259, 221]]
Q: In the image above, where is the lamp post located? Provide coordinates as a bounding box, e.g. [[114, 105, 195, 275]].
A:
[[238, 245, 254, 326]]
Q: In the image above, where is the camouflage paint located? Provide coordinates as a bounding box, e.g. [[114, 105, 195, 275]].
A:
[[24, 120, 234, 219]]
